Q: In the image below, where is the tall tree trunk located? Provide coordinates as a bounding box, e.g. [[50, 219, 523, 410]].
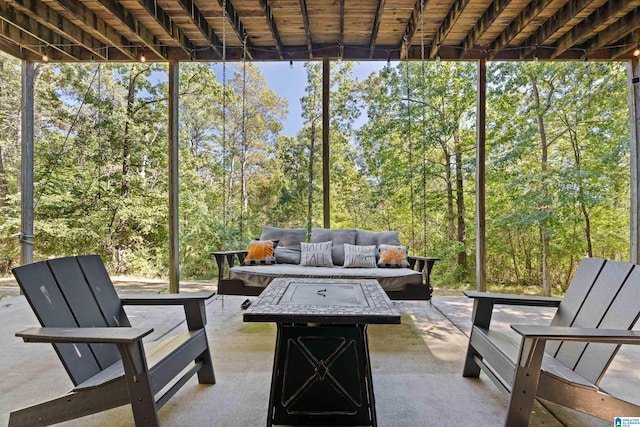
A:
[[569, 129, 593, 257], [444, 146, 455, 241], [454, 129, 467, 272], [307, 119, 317, 237], [530, 73, 552, 296]]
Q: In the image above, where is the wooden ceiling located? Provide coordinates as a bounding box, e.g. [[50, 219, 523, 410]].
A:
[[0, 0, 639, 62]]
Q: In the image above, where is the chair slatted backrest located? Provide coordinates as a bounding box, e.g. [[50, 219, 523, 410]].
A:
[[547, 258, 640, 384], [77, 255, 130, 328], [12, 256, 127, 385]]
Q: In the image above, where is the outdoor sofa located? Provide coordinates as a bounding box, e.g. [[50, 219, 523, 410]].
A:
[[212, 226, 438, 300]]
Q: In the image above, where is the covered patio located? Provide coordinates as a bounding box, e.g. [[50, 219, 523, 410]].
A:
[[1, 281, 638, 426], [2, 1, 640, 425]]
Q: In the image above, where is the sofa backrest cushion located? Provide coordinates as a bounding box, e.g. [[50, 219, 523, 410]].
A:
[[356, 230, 401, 246], [260, 226, 307, 248], [261, 226, 307, 265], [310, 228, 357, 266]]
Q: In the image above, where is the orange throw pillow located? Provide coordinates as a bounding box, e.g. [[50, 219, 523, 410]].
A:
[[244, 240, 276, 265], [377, 244, 409, 268]]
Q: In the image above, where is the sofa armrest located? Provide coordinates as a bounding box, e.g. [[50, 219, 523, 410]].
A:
[[407, 256, 439, 275], [210, 250, 248, 281]]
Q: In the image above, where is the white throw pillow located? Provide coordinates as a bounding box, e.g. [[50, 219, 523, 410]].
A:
[[343, 244, 377, 268], [300, 241, 334, 267]]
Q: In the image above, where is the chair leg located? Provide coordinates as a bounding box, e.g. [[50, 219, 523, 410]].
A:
[[118, 341, 160, 427], [504, 337, 545, 427], [196, 348, 216, 384], [462, 341, 482, 377]]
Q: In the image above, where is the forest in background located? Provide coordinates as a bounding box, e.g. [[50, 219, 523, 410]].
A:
[[0, 52, 630, 295]]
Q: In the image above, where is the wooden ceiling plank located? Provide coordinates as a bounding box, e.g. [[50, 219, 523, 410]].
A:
[[0, 4, 80, 59], [519, 0, 597, 60], [217, 0, 254, 59], [50, 0, 136, 60], [368, 0, 385, 59], [429, 0, 472, 59], [488, 0, 555, 60], [400, 0, 422, 60], [259, 0, 284, 59], [7, 0, 108, 60], [174, 0, 222, 58], [339, 0, 344, 58], [551, 0, 640, 59], [610, 28, 640, 60], [299, 0, 313, 58], [136, 0, 193, 57], [589, 7, 640, 49], [460, 0, 513, 58], [93, 0, 166, 59]]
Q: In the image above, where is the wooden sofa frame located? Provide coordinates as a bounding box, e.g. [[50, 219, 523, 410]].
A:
[[211, 250, 437, 300]]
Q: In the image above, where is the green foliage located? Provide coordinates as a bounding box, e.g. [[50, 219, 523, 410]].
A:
[[0, 52, 631, 293]]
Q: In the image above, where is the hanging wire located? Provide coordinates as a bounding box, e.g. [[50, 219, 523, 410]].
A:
[[406, 52, 415, 251], [240, 35, 248, 240], [221, 0, 228, 248], [420, 0, 427, 256], [34, 66, 101, 210]]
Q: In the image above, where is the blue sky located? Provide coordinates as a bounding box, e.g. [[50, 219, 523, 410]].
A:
[[217, 61, 387, 137]]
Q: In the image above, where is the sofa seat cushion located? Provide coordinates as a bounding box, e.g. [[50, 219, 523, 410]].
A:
[[229, 264, 423, 292]]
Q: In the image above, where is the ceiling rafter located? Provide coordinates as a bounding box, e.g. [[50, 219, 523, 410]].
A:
[[259, 0, 284, 60], [93, 0, 166, 59], [217, 0, 254, 60], [0, 4, 80, 60], [50, 0, 136, 60], [489, 0, 554, 60], [587, 7, 640, 49], [430, 0, 471, 59], [0, 36, 27, 58], [400, 0, 422, 60], [339, 0, 344, 59], [461, 0, 513, 58], [519, 0, 597, 60], [299, 0, 313, 59], [610, 28, 640, 60], [550, 0, 640, 59], [136, 0, 193, 57], [174, 0, 222, 59], [7, 0, 108, 60], [368, 0, 385, 59]]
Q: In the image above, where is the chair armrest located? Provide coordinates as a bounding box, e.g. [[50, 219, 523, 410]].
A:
[[464, 291, 562, 307], [210, 250, 248, 280], [16, 326, 153, 344], [511, 325, 640, 345], [121, 292, 214, 330], [407, 256, 439, 271], [120, 291, 214, 305]]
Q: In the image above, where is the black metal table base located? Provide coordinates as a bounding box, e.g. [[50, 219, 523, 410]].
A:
[[267, 323, 376, 427]]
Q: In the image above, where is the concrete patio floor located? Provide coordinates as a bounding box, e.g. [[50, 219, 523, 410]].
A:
[[0, 279, 638, 426]]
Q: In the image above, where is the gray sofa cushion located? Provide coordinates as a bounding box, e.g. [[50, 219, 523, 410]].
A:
[[310, 228, 357, 266], [261, 226, 307, 265], [356, 229, 401, 246], [260, 226, 307, 248], [229, 264, 422, 292]]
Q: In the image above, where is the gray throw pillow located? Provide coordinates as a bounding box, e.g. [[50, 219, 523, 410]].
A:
[[310, 228, 357, 266], [300, 241, 334, 267], [343, 244, 377, 268], [275, 246, 301, 264]]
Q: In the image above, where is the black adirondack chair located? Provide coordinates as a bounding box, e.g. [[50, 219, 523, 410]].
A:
[[462, 257, 640, 426], [9, 255, 216, 426]]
